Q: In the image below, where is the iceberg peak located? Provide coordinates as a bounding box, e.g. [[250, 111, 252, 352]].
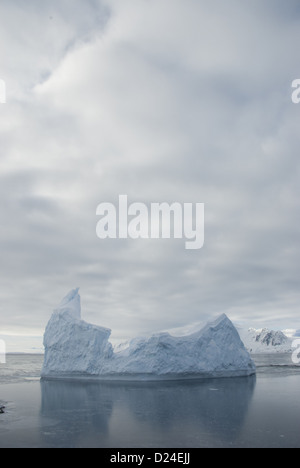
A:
[[206, 313, 230, 327], [54, 287, 81, 320]]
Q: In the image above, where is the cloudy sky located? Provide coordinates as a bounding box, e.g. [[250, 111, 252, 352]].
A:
[[1, 0, 300, 352]]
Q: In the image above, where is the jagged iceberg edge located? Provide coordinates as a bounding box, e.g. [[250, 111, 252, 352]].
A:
[[41, 289, 256, 381]]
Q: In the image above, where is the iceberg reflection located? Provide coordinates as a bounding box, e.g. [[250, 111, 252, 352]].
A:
[[40, 375, 256, 447]]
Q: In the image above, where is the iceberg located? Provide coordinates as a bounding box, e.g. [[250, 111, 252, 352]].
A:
[[41, 289, 256, 381]]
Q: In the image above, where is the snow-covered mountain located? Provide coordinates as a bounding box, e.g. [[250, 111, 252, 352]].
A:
[[238, 327, 293, 354]]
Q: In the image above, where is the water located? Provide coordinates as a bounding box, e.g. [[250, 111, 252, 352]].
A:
[[0, 354, 300, 447], [0, 354, 43, 384]]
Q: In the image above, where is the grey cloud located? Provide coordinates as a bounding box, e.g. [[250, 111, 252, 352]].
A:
[[1, 0, 300, 348]]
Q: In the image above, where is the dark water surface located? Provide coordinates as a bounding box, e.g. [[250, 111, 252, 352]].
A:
[[0, 354, 300, 447]]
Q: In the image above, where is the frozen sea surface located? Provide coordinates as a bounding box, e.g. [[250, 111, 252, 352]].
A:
[[0, 354, 300, 448]]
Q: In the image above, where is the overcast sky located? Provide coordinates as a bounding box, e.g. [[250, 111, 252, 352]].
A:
[[1, 0, 300, 352]]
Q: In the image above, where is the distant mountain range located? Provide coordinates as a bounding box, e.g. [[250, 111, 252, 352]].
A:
[[237, 327, 296, 354]]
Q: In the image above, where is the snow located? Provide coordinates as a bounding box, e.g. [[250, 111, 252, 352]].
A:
[[238, 327, 293, 354], [41, 289, 256, 381]]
